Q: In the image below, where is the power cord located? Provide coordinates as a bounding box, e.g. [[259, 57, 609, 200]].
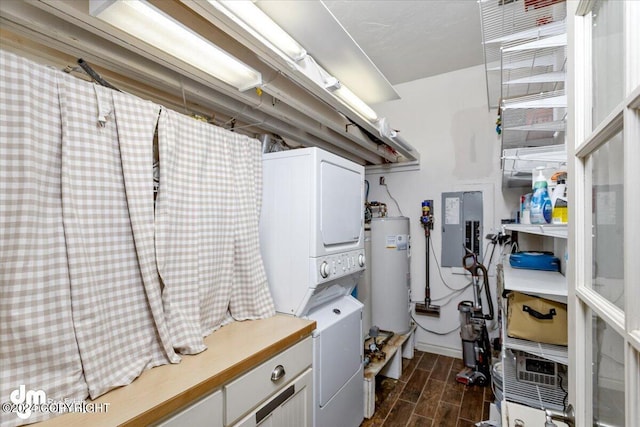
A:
[[381, 182, 404, 216], [429, 284, 471, 306], [409, 232, 474, 309], [411, 313, 460, 336], [558, 373, 568, 411], [429, 235, 470, 292]]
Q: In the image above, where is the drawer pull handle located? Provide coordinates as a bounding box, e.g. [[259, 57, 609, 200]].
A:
[[256, 385, 294, 423], [271, 365, 285, 382], [522, 305, 556, 320]]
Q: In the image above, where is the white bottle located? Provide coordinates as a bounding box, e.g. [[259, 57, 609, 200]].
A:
[[530, 169, 552, 224], [551, 179, 566, 208], [551, 177, 568, 224]]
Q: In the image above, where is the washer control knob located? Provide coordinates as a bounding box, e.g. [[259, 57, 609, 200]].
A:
[[320, 261, 330, 278], [358, 254, 366, 267]]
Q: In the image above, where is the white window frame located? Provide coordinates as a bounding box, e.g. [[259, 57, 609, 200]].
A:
[[568, 1, 640, 426]]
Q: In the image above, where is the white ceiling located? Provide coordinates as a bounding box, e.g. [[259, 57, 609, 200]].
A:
[[322, 0, 485, 86]]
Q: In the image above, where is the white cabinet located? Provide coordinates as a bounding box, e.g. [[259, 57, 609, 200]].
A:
[[502, 401, 569, 427], [231, 368, 312, 427], [225, 337, 312, 427], [499, 224, 568, 412], [154, 389, 223, 427], [154, 337, 313, 427]]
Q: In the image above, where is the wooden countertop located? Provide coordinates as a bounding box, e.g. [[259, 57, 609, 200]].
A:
[[37, 314, 315, 427]]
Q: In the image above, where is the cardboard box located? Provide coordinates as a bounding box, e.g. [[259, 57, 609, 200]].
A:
[[507, 292, 567, 346]]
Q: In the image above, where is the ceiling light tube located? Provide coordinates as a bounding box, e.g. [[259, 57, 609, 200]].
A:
[[89, 0, 262, 91], [390, 131, 413, 152], [210, 0, 307, 62], [325, 80, 378, 122], [335, 86, 379, 122]]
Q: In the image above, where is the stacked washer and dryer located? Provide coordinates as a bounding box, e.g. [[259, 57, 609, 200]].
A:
[[259, 147, 365, 427]]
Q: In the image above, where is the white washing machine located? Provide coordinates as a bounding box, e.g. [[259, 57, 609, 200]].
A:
[[307, 296, 363, 427]]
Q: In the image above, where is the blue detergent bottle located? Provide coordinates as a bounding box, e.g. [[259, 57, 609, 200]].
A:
[[530, 168, 552, 224]]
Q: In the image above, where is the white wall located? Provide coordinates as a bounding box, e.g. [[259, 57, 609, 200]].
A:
[[366, 64, 521, 357]]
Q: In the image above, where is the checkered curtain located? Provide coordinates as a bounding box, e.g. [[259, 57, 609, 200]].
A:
[[1, 50, 275, 425], [0, 51, 89, 427], [156, 109, 275, 354], [1, 50, 176, 425], [56, 74, 177, 398]]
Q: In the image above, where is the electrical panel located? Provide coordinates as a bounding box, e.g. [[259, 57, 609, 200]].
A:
[[440, 191, 483, 267]]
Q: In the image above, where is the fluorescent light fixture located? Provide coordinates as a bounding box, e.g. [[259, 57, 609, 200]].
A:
[[90, 0, 262, 91], [389, 131, 413, 152], [204, 1, 378, 123], [335, 86, 379, 122], [210, 0, 307, 62], [324, 80, 378, 122], [201, 1, 378, 123]]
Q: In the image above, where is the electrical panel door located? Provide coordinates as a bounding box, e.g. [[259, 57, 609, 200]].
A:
[[441, 191, 483, 267]]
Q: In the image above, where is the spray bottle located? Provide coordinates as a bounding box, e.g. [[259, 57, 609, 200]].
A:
[[551, 175, 568, 224], [530, 168, 552, 224]]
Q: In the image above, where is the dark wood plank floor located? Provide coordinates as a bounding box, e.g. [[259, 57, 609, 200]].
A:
[[361, 350, 494, 427]]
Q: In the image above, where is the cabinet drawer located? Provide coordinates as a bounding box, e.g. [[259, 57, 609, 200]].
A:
[[231, 368, 312, 427], [225, 337, 312, 425], [154, 389, 223, 427], [502, 401, 569, 427]]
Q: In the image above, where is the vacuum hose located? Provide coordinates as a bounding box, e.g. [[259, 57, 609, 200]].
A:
[[477, 262, 494, 321], [462, 248, 494, 321]]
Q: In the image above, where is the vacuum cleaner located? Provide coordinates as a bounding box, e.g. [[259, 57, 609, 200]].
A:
[[415, 200, 440, 317], [455, 246, 494, 386]]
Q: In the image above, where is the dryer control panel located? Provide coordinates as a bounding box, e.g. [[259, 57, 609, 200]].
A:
[[311, 249, 365, 285]]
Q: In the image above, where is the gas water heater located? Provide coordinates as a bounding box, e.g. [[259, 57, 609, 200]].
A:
[[370, 217, 411, 335]]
